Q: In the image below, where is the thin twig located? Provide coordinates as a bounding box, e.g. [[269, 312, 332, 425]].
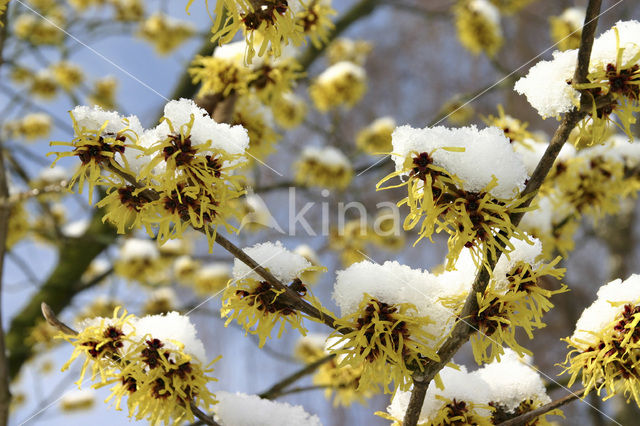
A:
[[402, 1, 603, 424], [0, 144, 11, 426], [258, 354, 336, 400], [40, 302, 77, 336], [497, 386, 588, 426], [106, 164, 346, 333]]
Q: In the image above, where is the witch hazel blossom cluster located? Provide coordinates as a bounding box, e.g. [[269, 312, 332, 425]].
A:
[[50, 98, 250, 249], [379, 124, 529, 269], [60, 309, 218, 425], [515, 20, 640, 142], [563, 275, 640, 403], [294, 146, 354, 190], [440, 236, 565, 364], [380, 350, 558, 425], [222, 241, 326, 347], [330, 260, 464, 393]]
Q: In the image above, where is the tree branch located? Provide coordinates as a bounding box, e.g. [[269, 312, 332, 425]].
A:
[[0, 7, 14, 425], [496, 387, 587, 426], [107, 163, 346, 333], [258, 354, 335, 400]]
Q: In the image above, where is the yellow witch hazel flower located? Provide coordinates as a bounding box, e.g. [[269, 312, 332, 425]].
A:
[[379, 349, 560, 425], [49, 99, 250, 250], [295, 334, 376, 407], [356, 116, 396, 154], [326, 38, 372, 66], [483, 105, 536, 146], [309, 61, 367, 111], [233, 96, 280, 163], [51, 61, 85, 91], [378, 124, 530, 270], [271, 91, 307, 129], [190, 43, 254, 98], [138, 99, 249, 247], [4, 112, 52, 141], [294, 146, 353, 190], [138, 13, 195, 55], [59, 308, 220, 425], [191, 262, 232, 295], [328, 219, 371, 267], [188, 0, 304, 64], [222, 241, 326, 347], [60, 389, 95, 412], [562, 275, 640, 405], [454, 0, 503, 57], [89, 76, 118, 109], [440, 96, 475, 126], [330, 261, 457, 393], [111, 0, 145, 22], [296, 0, 335, 48], [515, 21, 640, 145], [523, 134, 640, 225], [0, 1, 7, 25], [550, 7, 585, 51], [49, 105, 143, 204], [191, 39, 301, 105], [29, 70, 58, 100], [446, 237, 566, 364], [488, 0, 533, 14], [114, 239, 168, 286]]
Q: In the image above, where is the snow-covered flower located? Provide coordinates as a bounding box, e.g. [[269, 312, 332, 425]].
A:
[[60, 389, 95, 412], [214, 392, 321, 426], [189, 0, 305, 64], [454, 0, 503, 57], [296, 0, 335, 48], [455, 237, 566, 363], [356, 117, 396, 154], [330, 261, 457, 392], [326, 38, 372, 66], [378, 124, 529, 270], [379, 349, 559, 425], [193, 262, 232, 295], [59, 309, 219, 425], [515, 20, 640, 143], [309, 61, 367, 111], [114, 238, 167, 285], [137, 13, 195, 55], [222, 241, 326, 346], [563, 274, 640, 404], [271, 92, 307, 129], [294, 146, 353, 190], [549, 7, 585, 51]]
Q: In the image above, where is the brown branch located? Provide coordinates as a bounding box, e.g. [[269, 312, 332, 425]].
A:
[[497, 387, 587, 426], [0, 10, 13, 420], [402, 1, 603, 424], [258, 354, 335, 400], [106, 164, 346, 333], [40, 302, 77, 336], [402, 374, 429, 426], [190, 403, 221, 426], [0, 150, 11, 426]]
